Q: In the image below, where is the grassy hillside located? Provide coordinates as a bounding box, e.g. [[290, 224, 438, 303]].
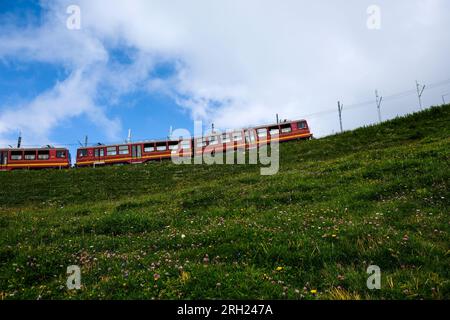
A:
[[0, 105, 449, 300]]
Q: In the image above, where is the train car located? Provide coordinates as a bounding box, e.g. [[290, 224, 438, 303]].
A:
[[0, 147, 71, 171], [193, 119, 312, 155], [76, 138, 192, 167], [75, 119, 312, 167], [260, 119, 312, 143]]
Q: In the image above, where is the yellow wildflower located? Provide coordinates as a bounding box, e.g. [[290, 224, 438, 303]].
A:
[[181, 271, 190, 283]]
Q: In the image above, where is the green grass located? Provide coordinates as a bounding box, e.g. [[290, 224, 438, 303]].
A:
[[0, 105, 449, 300]]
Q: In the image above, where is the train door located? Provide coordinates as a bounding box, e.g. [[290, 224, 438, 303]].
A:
[[0, 151, 6, 169], [132, 145, 142, 159], [244, 130, 256, 145], [94, 147, 105, 162]]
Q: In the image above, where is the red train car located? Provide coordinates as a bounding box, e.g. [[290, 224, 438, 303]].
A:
[[193, 119, 312, 156], [76, 119, 312, 167], [0, 147, 71, 171], [76, 139, 191, 167]]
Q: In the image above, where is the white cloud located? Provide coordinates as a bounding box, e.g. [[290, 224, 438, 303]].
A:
[[1, 0, 450, 146], [0, 69, 121, 146], [75, 0, 450, 133], [0, 4, 154, 146]]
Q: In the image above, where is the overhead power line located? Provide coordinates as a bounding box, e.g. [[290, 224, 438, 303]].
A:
[[416, 80, 426, 110], [375, 90, 383, 123], [3, 78, 450, 149], [337, 101, 344, 133]]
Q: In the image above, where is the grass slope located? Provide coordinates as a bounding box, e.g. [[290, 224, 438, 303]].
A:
[[0, 105, 449, 300]]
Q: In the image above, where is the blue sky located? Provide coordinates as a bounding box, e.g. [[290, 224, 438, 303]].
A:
[[0, 1, 194, 152], [1, 0, 450, 160]]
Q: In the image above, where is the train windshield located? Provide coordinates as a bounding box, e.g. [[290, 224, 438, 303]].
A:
[[297, 121, 307, 129], [79, 149, 88, 157], [0, 151, 7, 165]]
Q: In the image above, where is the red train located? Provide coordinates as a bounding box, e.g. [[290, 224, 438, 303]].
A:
[[0, 119, 312, 170], [0, 147, 71, 171], [76, 119, 312, 167]]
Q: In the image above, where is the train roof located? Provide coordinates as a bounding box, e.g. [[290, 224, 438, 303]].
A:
[[0, 147, 68, 151], [253, 119, 307, 129]]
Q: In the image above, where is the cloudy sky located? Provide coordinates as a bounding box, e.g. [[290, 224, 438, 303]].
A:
[[0, 0, 449, 154]]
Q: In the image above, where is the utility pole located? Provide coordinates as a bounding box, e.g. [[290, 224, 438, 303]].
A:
[[211, 123, 215, 133], [17, 131, 22, 148], [276, 113, 279, 124], [127, 129, 132, 143], [416, 80, 426, 110], [375, 90, 383, 123], [84, 135, 88, 147], [337, 101, 343, 133]]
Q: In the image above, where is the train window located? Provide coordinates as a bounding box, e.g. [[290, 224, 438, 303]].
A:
[[222, 133, 231, 143], [297, 121, 307, 129], [232, 133, 242, 142], [56, 151, 66, 158], [144, 144, 154, 152], [25, 151, 36, 160], [197, 138, 207, 147], [119, 145, 129, 155], [38, 151, 50, 160], [209, 136, 218, 145], [168, 142, 178, 150], [245, 131, 256, 142], [79, 149, 88, 157], [156, 143, 167, 151], [181, 140, 191, 149], [11, 151, 23, 160], [269, 127, 279, 135], [270, 129, 279, 135], [257, 129, 267, 137], [107, 147, 117, 156], [280, 124, 292, 133]]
